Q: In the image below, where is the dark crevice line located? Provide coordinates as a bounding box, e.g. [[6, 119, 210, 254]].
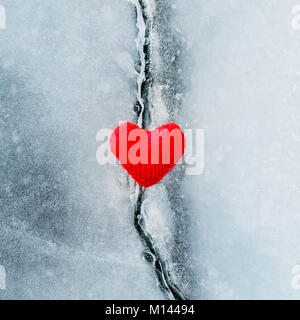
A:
[[134, 0, 152, 129], [130, 0, 186, 300], [134, 186, 186, 300]]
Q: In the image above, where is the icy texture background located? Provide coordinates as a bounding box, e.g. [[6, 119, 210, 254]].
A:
[[175, 0, 300, 299], [0, 0, 163, 299], [1, 0, 300, 300]]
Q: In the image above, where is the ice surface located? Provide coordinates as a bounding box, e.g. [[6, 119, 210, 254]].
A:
[[1, 0, 300, 300], [175, 0, 300, 299], [0, 0, 163, 299]]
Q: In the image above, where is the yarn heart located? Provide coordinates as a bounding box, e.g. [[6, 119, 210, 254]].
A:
[[110, 122, 185, 188]]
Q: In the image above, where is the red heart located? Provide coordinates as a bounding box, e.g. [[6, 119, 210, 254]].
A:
[[110, 122, 185, 188]]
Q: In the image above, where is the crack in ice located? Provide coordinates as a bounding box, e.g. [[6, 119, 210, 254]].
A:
[[128, 0, 186, 300]]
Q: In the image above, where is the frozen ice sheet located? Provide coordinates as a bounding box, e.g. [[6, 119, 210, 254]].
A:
[[0, 0, 163, 299], [175, 0, 300, 299]]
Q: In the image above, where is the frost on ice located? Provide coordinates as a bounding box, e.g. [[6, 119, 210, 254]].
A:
[[1, 0, 300, 300]]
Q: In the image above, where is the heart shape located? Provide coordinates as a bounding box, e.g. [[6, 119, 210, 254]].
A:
[[110, 122, 185, 188]]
